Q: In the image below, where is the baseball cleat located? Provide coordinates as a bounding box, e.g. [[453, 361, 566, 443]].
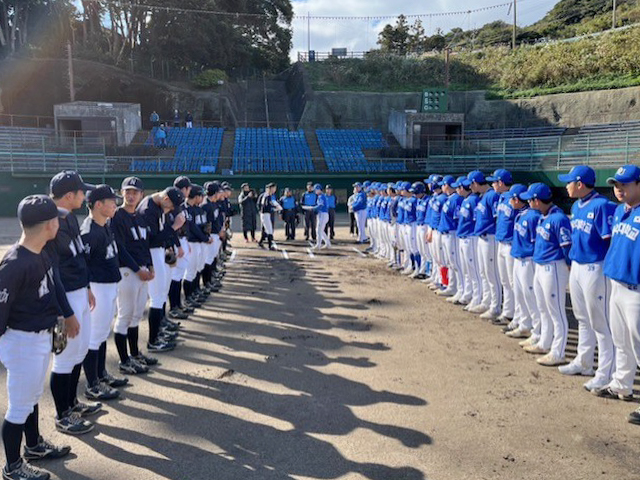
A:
[[558, 362, 594, 376], [134, 354, 158, 366], [592, 387, 634, 402], [583, 378, 609, 392], [536, 353, 566, 366], [55, 412, 94, 436], [147, 340, 176, 353], [167, 309, 188, 320], [436, 290, 454, 297], [479, 310, 499, 320], [85, 383, 120, 401], [3, 459, 51, 480], [161, 321, 180, 332], [491, 317, 509, 326], [506, 328, 531, 338], [23, 436, 71, 460], [71, 400, 102, 417], [627, 408, 640, 425], [468, 305, 488, 314], [519, 336, 537, 347], [119, 358, 149, 375], [446, 296, 459, 303], [523, 344, 549, 354], [100, 372, 129, 388]]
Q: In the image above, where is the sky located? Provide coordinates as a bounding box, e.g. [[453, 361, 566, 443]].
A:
[[289, 0, 561, 60]]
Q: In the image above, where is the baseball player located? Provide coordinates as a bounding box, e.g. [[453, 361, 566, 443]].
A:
[[414, 182, 430, 279], [467, 171, 502, 319], [136, 187, 185, 352], [111, 177, 156, 377], [401, 183, 420, 275], [310, 184, 331, 249], [520, 183, 572, 367], [365, 185, 377, 253], [0, 195, 75, 480], [351, 183, 368, 244], [257, 183, 282, 250], [167, 176, 192, 321], [301, 182, 317, 241], [448, 176, 473, 305], [436, 176, 463, 296], [81, 185, 129, 400], [504, 184, 540, 340], [279, 188, 298, 240], [393, 182, 407, 270], [376, 186, 391, 260], [424, 176, 443, 286], [455, 176, 482, 309], [45, 171, 101, 434], [594, 165, 640, 414], [489, 169, 516, 324], [202, 182, 224, 293], [558, 166, 616, 390], [386, 184, 401, 268], [427, 179, 447, 291], [183, 185, 213, 308], [325, 185, 337, 240]]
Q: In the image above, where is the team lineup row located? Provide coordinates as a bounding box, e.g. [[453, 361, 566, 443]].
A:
[[0, 172, 234, 480], [352, 165, 640, 426]]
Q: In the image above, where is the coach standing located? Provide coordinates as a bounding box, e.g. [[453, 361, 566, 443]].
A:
[[301, 182, 317, 242], [352, 182, 367, 244]]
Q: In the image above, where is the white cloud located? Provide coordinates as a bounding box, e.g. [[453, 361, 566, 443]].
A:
[[290, 0, 560, 60]]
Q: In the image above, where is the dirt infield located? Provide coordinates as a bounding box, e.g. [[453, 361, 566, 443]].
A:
[[0, 217, 638, 480]]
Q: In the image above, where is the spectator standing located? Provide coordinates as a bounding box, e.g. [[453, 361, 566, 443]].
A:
[[238, 183, 258, 242], [150, 111, 160, 128], [185, 112, 194, 129], [173, 110, 180, 128]]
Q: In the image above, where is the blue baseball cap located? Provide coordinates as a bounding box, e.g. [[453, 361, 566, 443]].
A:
[[409, 182, 426, 194], [606, 164, 640, 185], [520, 183, 553, 201], [441, 175, 456, 187], [363, 181, 371, 188], [487, 169, 513, 184], [558, 165, 596, 186], [313, 183, 323, 191], [507, 183, 528, 199], [452, 176, 471, 188], [402, 181, 412, 191], [467, 170, 486, 184], [18, 194, 59, 227], [430, 175, 443, 188], [352, 182, 362, 188]]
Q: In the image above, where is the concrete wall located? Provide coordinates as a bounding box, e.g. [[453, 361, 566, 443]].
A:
[[300, 86, 640, 130]]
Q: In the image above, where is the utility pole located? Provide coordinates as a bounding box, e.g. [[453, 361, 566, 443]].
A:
[[307, 12, 311, 58], [612, 0, 617, 29], [444, 48, 450, 88], [512, 0, 517, 49], [67, 41, 75, 102]]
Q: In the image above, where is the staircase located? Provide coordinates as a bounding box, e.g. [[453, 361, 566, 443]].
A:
[[306, 129, 327, 172], [218, 129, 235, 173]]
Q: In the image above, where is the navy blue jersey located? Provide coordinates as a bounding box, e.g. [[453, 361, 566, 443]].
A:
[[474, 189, 500, 236], [81, 218, 122, 284], [457, 194, 479, 238], [389, 196, 399, 222], [185, 204, 209, 243], [203, 200, 224, 234], [136, 195, 177, 249], [438, 193, 463, 233], [111, 207, 152, 272], [511, 207, 541, 259], [0, 245, 61, 334], [44, 209, 89, 292], [604, 203, 640, 285], [495, 193, 518, 243], [569, 191, 616, 264], [532, 205, 572, 265]]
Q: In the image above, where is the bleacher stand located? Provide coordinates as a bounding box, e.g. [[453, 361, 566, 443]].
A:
[[136, 127, 224, 172], [232, 128, 313, 173], [315, 129, 403, 172]]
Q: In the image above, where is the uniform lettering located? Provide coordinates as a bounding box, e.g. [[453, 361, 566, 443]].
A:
[[571, 218, 593, 235], [612, 222, 640, 241]]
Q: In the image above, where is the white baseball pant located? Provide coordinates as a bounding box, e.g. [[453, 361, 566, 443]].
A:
[[534, 260, 569, 358], [206, 235, 222, 264], [441, 233, 462, 296], [316, 212, 330, 248], [171, 237, 190, 282], [52, 288, 92, 374], [512, 257, 539, 334], [260, 213, 274, 235], [149, 247, 172, 309], [417, 225, 429, 274], [114, 268, 149, 335], [606, 281, 640, 396], [387, 223, 397, 264], [89, 282, 118, 350], [0, 329, 51, 423], [569, 262, 614, 382], [497, 241, 515, 318], [185, 242, 203, 282], [457, 237, 475, 303], [355, 210, 367, 242], [477, 234, 502, 313]]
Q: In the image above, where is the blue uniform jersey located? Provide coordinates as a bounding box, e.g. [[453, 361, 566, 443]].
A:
[[397, 197, 406, 224], [366, 196, 374, 219], [404, 197, 418, 223], [495, 193, 518, 242], [604, 203, 640, 285], [511, 207, 541, 259], [352, 191, 367, 212], [532, 205, 572, 265], [474, 189, 500, 236], [429, 193, 447, 229], [280, 196, 297, 210], [302, 192, 317, 207], [326, 194, 337, 209], [314, 194, 328, 213], [456, 194, 479, 238], [439, 193, 463, 233], [379, 197, 389, 221], [416, 196, 428, 224], [568, 191, 616, 264], [374, 195, 383, 218]]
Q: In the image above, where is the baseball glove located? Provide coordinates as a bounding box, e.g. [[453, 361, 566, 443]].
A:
[[204, 223, 212, 235], [165, 248, 178, 267], [52, 316, 68, 355]]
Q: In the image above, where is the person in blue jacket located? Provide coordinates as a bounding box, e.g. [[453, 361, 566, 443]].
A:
[[520, 183, 572, 367], [324, 185, 337, 240], [301, 182, 317, 242], [351, 182, 368, 244], [279, 188, 298, 241], [305, 184, 330, 249]]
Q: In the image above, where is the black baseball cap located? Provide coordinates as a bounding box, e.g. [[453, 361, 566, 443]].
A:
[[18, 195, 59, 227], [189, 184, 204, 198], [50, 171, 95, 197], [164, 187, 185, 209], [306, 181, 313, 186], [205, 182, 219, 196], [241, 183, 249, 188], [326, 184, 333, 189], [87, 184, 121, 204], [121, 176, 144, 191], [173, 176, 192, 190]]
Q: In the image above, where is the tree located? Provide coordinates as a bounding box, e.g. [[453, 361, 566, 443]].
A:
[[377, 15, 411, 55]]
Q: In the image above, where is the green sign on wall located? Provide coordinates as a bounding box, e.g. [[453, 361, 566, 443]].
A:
[[421, 88, 448, 113]]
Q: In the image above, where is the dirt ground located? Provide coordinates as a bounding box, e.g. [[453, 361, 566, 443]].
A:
[[0, 214, 638, 480]]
